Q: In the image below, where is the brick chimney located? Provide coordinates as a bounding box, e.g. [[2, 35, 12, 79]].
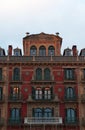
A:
[[72, 45, 77, 56], [8, 45, 12, 56]]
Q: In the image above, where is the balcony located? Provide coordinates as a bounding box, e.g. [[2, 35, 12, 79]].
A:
[[64, 96, 78, 103], [64, 78, 76, 84], [8, 118, 23, 126], [31, 76, 55, 85], [8, 95, 23, 103], [27, 94, 59, 103], [10, 78, 22, 84], [64, 118, 78, 126], [0, 118, 4, 126], [81, 94, 85, 102], [24, 117, 62, 125]]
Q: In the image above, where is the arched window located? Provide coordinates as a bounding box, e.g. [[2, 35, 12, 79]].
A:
[[10, 108, 21, 121], [13, 68, 20, 81], [39, 46, 46, 56], [34, 108, 42, 117], [36, 68, 42, 80], [66, 108, 76, 122], [48, 46, 55, 56], [44, 108, 52, 117], [65, 87, 75, 99], [30, 46, 37, 56], [44, 68, 50, 80]]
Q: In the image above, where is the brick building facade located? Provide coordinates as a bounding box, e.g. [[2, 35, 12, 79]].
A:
[[0, 32, 85, 130]]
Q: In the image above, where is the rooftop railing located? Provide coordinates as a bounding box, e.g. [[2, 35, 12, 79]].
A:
[[0, 56, 85, 63]]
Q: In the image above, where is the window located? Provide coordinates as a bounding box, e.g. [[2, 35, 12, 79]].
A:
[[48, 46, 55, 56], [13, 68, 20, 81], [10, 87, 20, 100], [64, 68, 74, 80], [0, 50, 3, 56], [32, 87, 53, 100], [83, 69, 85, 79], [14, 50, 20, 56], [39, 46, 46, 56], [36, 68, 42, 80], [33, 108, 53, 117], [0, 68, 2, 80], [66, 108, 76, 123], [65, 50, 72, 56], [44, 87, 51, 100], [30, 46, 37, 56], [44, 108, 53, 117], [33, 108, 42, 117], [82, 50, 85, 56], [44, 68, 50, 80], [0, 87, 2, 100], [10, 108, 21, 121], [65, 87, 75, 99], [35, 88, 42, 100]]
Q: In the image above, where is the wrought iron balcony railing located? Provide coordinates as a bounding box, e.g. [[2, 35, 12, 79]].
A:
[[24, 117, 62, 125], [64, 95, 78, 102], [27, 94, 59, 102], [10, 78, 22, 84], [8, 95, 23, 102], [31, 76, 55, 84], [64, 118, 79, 125], [8, 118, 23, 126]]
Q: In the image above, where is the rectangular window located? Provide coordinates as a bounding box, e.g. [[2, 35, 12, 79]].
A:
[[0, 50, 3, 56], [0, 68, 2, 80], [0, 87, 2, 100], [83, 69, 85, 79], [10, 87, 20, 100]]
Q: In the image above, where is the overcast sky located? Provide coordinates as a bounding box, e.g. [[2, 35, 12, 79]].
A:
[[0, 0, 85, 54]]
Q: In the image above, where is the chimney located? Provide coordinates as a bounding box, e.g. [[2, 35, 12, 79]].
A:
[[72, 45, 77, 56], [8, 45, 12, 56]]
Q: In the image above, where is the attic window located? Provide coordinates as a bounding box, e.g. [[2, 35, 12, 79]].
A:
[[82, 50, 85, 56], [65, 50, 72, 56], [14, 50, 20, 56], [0, 50, 3, 56]]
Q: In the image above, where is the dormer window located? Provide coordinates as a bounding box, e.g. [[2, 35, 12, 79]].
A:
[[63, 48, 72, 56], [0, 50, 3, 56], [65, 50, 72, 56], [15, 50, 20, 56], [82, 50, 85, 56], [0, 48, 5, 56], [14, 48, 22, 56]]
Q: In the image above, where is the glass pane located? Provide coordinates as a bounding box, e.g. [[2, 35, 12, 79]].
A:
[[30, 46, 37, 56], [39, 46, 46, 56], [44, 68, 50, 80], [14, 68, 20, 81], [36, 68, 42, 80], [48, 46, 55, 56], [44, 108, 52, 117]]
